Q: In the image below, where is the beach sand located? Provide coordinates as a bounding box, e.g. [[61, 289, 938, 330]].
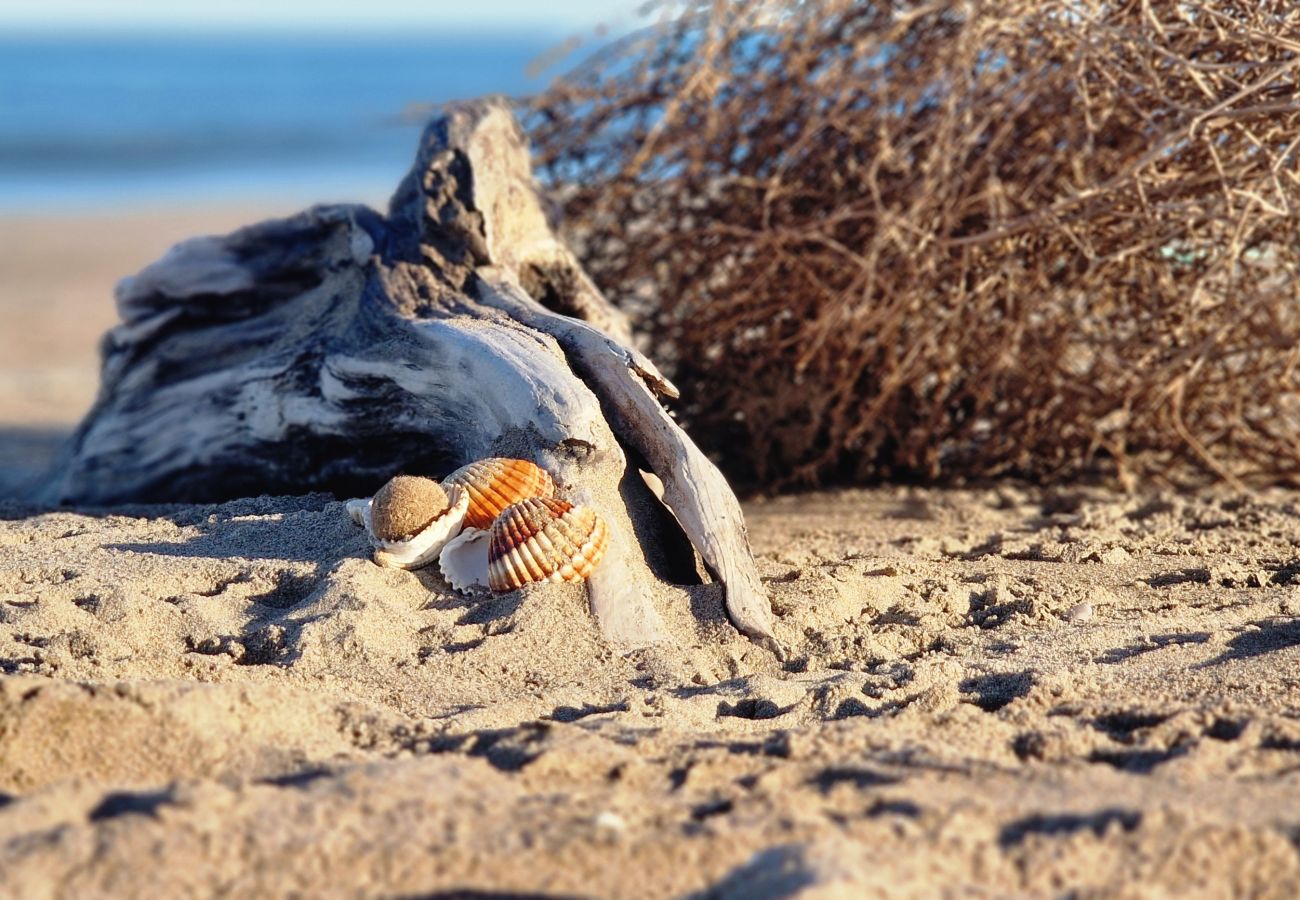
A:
[[1, 209, 1299, 896]]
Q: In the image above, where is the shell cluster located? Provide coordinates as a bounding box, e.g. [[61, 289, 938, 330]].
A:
[[347, 458, 607, 594]]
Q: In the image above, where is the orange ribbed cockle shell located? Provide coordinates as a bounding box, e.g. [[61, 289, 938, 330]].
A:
[[442, 458, 556, 530], [487, 497, 608, 592]]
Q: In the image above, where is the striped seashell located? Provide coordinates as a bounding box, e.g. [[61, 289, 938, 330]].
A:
[[487, 497, 608, 592], [358, 477, 470, 570], [443, 458, 555, 530]]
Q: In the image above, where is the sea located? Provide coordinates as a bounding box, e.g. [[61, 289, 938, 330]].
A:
[[0, 31, 573, 211]]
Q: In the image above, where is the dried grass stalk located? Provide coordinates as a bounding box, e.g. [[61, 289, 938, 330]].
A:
[[530, 0, 1300, 491]]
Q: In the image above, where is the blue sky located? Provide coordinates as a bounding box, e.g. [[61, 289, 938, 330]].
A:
[[0, 0, 645, 33]]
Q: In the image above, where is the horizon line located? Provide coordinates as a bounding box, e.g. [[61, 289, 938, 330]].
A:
[[0, 22, 628, 38]]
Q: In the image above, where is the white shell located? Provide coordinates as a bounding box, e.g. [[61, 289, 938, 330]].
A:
[[363, 484, 469, 569], [437, 527, 491, 593], [345, 498, 369, 526]]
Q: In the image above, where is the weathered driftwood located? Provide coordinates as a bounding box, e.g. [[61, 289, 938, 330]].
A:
[[39, 100, 778, 653]]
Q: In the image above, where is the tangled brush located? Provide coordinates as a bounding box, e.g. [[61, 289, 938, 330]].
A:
[[529, 0, 1300, 492]]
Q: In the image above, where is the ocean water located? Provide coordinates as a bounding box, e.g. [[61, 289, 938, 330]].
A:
[[0, 32, 565, 211]]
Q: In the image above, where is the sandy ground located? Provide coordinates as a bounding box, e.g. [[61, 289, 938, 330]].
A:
[[2, 211, 1300, 897]]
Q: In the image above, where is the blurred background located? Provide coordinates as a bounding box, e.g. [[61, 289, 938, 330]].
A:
[[0, 0, 636, 494], [0, 2, 644, 211], [3, 0, 1296, 499]]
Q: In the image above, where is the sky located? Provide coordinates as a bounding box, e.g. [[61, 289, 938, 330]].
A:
[[0, 0, 646, 34]]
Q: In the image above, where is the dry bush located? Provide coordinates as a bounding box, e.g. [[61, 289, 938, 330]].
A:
[[529, 0, 1300, 492]]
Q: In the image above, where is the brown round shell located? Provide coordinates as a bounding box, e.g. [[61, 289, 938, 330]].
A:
[[487, 497, 607, 592], [444, 458, 555, 530], [370, 475, 450, 542]]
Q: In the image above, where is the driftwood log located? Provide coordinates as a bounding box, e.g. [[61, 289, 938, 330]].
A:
[[40, 100, 778, 654]]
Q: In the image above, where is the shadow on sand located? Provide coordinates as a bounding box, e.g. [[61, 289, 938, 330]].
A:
[[0, 425, 68, 511]]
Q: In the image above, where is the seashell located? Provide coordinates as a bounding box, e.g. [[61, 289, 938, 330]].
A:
[[438, 527, 491, 593], [443, 458, 555, 530], [345, 497, 369, 527], [371, 475, 449, 542], [444, 458, 555, 531], [359, 476, 469, 570], [487, 497, 608, 592]]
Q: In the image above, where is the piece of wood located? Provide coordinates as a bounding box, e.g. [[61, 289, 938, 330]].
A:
[[473, 271, 777, 652], [38, 99, 778, 653]]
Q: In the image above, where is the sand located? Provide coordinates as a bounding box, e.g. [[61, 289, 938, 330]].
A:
[[2, 210, 1300, 897]]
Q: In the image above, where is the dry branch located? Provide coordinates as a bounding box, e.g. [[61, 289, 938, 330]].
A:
[[531, 0, 1300, 491]]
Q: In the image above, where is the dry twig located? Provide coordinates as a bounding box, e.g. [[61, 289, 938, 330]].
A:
[[531, 0, 1300, 490]]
